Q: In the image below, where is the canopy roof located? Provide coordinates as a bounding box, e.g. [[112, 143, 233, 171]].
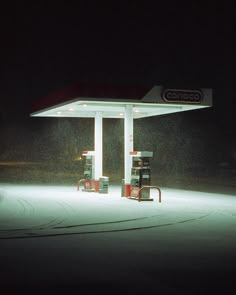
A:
[[31, 83, 212, 119]]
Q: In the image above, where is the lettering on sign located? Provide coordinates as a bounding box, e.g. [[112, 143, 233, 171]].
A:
[[162, 89, 202, 103]]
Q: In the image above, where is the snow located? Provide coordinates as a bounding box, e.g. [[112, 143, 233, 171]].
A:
[[0, 183, 236, 293]]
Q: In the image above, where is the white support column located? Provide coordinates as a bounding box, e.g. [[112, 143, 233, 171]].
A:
[[94, 112, 103, 192], [124, 105, 133, 196]]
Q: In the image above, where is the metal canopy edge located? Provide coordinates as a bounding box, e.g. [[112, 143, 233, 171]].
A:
[[30, 85, 212, 119]]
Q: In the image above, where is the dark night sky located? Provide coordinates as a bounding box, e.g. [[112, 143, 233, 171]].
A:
[[0, 1, 235, 175]]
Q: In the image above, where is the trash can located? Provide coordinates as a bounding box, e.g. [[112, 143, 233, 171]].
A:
[[99, 176, 109, 194]]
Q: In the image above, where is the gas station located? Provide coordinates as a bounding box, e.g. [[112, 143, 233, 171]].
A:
[[31, 83, 212, 200], [3, 85, 236, 293]]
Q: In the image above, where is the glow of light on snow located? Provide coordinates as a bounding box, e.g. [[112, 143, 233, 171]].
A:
[[0, 184, 236, 239]]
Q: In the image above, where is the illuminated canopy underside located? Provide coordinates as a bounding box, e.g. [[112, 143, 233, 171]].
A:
[[30, 85, 212, 119]]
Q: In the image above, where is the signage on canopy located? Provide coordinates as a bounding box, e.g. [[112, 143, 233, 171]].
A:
[[161, 89, 202, 103]]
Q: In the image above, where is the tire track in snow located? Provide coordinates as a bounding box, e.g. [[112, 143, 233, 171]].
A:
[[0, 213, 212, 239], [0, 200, 68, 235]]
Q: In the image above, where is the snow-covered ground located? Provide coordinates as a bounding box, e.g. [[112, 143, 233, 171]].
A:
[[0, 183, 236, 294]]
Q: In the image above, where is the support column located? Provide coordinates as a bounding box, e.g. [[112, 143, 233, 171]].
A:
[[94, 112, 103, 192], [124, 105, 133, 197]]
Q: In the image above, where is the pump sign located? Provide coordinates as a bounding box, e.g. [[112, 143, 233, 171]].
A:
[[162, 89, 202, 103]]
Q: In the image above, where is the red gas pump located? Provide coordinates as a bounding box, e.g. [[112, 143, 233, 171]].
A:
[[78, 151, 95, 192], [129, 151, 154, 201]]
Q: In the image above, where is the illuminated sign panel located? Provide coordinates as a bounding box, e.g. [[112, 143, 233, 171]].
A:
[[162, 89, 202, 103]]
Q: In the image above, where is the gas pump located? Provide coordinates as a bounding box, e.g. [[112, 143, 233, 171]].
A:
[[129, 151, 153, 201], [82, 151, 95, 191]]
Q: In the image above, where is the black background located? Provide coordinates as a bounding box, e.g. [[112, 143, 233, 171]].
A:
[[0, 1, 235, 183]]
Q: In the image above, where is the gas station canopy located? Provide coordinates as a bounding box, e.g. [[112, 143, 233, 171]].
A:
[[31, 83, 212, 118], [31, 82, 212, 195]]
